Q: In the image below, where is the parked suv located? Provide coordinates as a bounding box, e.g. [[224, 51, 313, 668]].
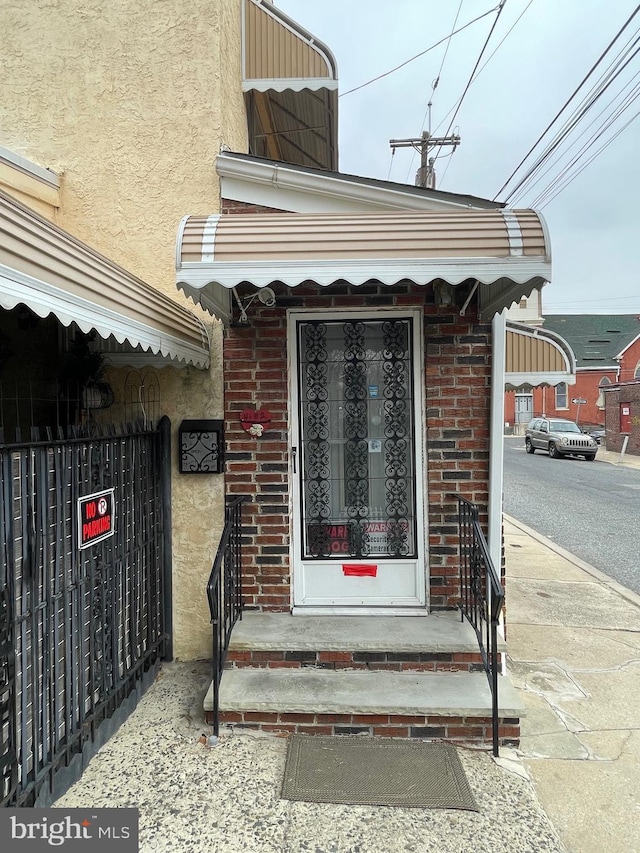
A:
[[525, 418, 598, 461]]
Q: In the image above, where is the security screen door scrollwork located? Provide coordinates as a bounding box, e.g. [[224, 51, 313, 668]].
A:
[[298, 318, 417, 560]]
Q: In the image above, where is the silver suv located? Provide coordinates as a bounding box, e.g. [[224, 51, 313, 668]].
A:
[[525, 418, 598, 461]]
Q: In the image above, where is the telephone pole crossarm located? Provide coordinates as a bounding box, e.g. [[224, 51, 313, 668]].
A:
[[389, 130, 461, 189]]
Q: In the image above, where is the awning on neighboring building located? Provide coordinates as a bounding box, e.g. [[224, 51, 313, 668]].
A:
[[0, 189, 210, 368], [242, 0, 338, 171], [505, 321, 575, 388], [175, 209, 551, 323]]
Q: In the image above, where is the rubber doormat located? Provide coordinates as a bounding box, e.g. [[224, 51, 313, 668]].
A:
[[281, 736, 478, 810]]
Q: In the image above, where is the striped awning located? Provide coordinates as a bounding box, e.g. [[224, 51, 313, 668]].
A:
[[175, 209, 551, 322], [505, 321, 575, 388], [242, 0, 338, 171], [0, 189, 210, 368]]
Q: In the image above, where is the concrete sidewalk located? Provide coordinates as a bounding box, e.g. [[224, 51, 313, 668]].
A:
[[505, 514, 640, 853], [51, 508, 640, 852], [591, 444, 640, 470], [52, 667, 565, 853]]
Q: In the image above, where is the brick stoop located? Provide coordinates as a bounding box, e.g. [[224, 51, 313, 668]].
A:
[[203, 612, 524, 749]]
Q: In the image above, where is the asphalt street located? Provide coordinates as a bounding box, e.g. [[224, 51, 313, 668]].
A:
[[503, 436, 640, 594]]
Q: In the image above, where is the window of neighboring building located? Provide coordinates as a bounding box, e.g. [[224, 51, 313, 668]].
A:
[[555, 382, 568, 409], [598, 376, 611, 409], [634, 361, 640, 379]]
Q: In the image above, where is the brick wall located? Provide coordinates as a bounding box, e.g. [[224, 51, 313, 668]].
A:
[[604, 381, 640, 455], [618, 336, 640, 383], [222, 198, 492, 612], [221, 198, 284, 215]]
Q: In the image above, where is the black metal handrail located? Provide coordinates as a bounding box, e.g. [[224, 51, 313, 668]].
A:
[[206, 496, 247, 737], [451, 495, 505, 757]]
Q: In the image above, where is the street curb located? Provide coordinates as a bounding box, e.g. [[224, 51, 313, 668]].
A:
[[503, 513, 640, 611]]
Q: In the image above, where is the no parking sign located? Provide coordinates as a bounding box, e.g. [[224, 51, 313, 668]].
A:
[[77, 488, 115, 549]]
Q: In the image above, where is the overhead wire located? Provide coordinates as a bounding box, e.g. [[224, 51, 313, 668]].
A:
[[403, 0, 465, 183], [435, 0, 534, 187], [514, 62, 640, 205], [493, 3, 640, 200], [431, 0, 508, 165], [339, 4, 500, 98], [545, 293, 640, 306], [431, 0, 534, 139], [534, 108, 640, 209], [507, 31, 640, 203], [529, 77, 640, 207]]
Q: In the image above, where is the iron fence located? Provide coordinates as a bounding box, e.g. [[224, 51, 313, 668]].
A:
[[0, 417, 171, 807]]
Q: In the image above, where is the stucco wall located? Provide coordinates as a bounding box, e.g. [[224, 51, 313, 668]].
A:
[[0, 0, 246, 294], [0, 0, 247, 660]]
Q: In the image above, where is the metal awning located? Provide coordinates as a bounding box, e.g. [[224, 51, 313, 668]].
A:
[[0, 189, 210, 368], [175, 209, 551, 322], [243, 0, 338, 171], [505, 321, 575, 388]]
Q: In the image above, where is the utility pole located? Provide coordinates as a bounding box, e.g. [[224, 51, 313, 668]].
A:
[[389, 130, 461, 189]]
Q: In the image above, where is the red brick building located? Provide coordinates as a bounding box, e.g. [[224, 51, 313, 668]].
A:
[[604, 380, 640, 455], [505, 314, 640, 432]]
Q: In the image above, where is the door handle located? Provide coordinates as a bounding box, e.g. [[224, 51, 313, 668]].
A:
[[291, 446, 297, 474]]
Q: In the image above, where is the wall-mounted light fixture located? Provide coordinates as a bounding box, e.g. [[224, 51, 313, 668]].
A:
[[178, 419, 224, 473], [232, 286, 277, 325]]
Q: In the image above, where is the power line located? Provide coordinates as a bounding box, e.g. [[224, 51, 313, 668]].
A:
[[431, 0, 534, 139], [432, 0, 508, 163], [516, 65, 640, 205], [545, 295, 640, 306], [403, 0, 465, 183], [531, 82, 640, 207], [434, 0, 465, 89], [435, 0, 535, 187], [493, 4, 640, 200], [536, 108, 640, 209], [339, 4, 500, 98], [509, 33, 640, 204]]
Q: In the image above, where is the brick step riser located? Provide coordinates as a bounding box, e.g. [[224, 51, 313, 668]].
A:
[[208, 710, 520, 748], [226, 650, 486, 672]]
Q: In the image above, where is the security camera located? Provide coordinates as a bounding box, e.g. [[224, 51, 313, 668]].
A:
[[257, 287, 276, 307]]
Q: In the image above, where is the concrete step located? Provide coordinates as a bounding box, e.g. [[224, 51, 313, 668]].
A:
[[206, 667, 524, 747], [226, 611, 501, 672], [207, 611, 521, 748]]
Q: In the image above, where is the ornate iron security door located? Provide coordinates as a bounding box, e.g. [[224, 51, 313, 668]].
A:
[[291, 313, 426, 612]]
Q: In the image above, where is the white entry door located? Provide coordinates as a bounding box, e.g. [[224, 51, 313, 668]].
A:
[[515, 393, 533, 424], [289, 310, 427, 614]]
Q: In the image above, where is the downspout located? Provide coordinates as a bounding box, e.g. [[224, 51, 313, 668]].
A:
[[489, 310, 507, 630]]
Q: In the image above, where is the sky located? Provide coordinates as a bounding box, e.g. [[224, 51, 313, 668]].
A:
[[275, 0, 640, 315]]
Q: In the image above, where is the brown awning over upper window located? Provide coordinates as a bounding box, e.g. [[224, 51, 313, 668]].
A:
[[175, 209, 551, 323], [0, 189, 210, 367], [243, 0, 338, 171]]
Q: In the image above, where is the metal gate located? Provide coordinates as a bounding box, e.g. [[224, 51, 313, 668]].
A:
[[0, 418, 171, 807]]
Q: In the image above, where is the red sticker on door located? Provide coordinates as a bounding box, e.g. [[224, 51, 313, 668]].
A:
[[343, 564, 378, 577]]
